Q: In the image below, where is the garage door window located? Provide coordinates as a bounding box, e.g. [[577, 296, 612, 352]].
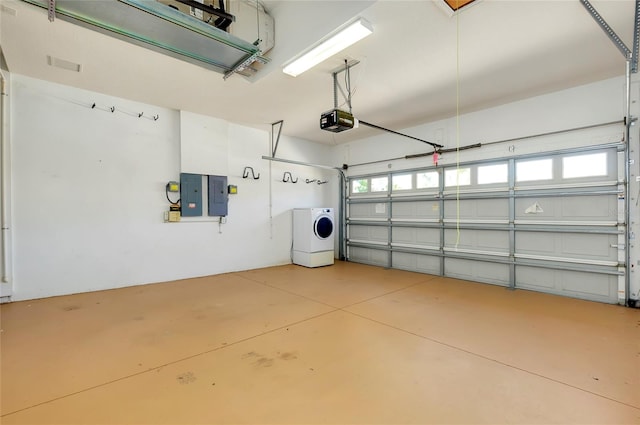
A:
[[445, 168, 471, 187], [371, 177, 389, 192], [351, 179, 368, 193], [478, 163, 508, 184], [392, 174, 413, 191], [563, 152, 607, 179], [416, 171, 439, 189], [516, 159, 552, 182]]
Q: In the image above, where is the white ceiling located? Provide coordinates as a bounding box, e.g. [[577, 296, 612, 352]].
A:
[[0, 0, 635, 145]]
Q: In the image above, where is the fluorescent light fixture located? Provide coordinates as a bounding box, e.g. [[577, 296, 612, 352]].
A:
[[283, 18, 373, 77]]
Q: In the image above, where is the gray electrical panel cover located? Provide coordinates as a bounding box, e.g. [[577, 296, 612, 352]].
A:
[[180, 173, 202, 217], [208, 175, 228, 216]]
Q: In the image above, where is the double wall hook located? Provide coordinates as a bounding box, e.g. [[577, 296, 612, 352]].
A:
[[243, 167, 260, 179], [305, 178, 317, 184], [283, 171, 298, 183]]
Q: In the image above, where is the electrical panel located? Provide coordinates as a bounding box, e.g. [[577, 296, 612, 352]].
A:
[[180, 173, 202, 216], [208, 175, 228, 217]]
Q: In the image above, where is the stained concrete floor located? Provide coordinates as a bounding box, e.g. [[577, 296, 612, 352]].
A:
[[1, 261, 639, 424]]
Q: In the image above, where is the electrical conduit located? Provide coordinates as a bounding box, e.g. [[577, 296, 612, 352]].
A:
[[0, 68, 10, 286]]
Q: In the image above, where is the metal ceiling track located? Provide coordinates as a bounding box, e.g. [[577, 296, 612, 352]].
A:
[[332, 60, 443, 149], [23, 0, 269, 79], [47, 0, 54, 21], [635, 0, 640, 73], [580, 0, 638, 73], [357, 120, 444, 149], [581, 0, 640, 307]]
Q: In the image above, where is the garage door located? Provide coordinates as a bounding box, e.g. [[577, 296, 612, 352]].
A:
[[346, 143, 625, 304]]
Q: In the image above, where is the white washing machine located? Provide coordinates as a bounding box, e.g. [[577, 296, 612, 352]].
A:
[[292, 208, 335, 267]]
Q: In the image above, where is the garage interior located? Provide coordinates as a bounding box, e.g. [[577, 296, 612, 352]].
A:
[[1, 0, 640, 423]]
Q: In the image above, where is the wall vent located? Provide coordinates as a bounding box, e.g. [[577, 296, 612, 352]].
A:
[[46, 55, 82, 72]]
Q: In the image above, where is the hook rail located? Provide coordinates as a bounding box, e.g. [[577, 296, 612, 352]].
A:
[[89, 101, 159, 121]]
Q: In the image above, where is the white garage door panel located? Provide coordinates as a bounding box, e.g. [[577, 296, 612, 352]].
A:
[[393, 252, 440, 274], [517, 266, 617, 302], [561, 271, 617, 299], [349, 225, 388, 244], [445, 258, 510, 286], [392, 201, 439, 220], [393, 227, 439, 247], [444, 229, 509, 254], [515, 195, 617, 223], [444, 199, 508, 221], [560, 195, 617, 220], [515, 266, 555, 289], [561, 233, 617, 258], [516, 232, 618, 263], [346, 144, 624, 304], [349, 202, 389, 219], [348, 247, 388, 266]]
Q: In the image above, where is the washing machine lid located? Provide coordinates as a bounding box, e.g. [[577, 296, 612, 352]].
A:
[[314, 215, 334, 239]]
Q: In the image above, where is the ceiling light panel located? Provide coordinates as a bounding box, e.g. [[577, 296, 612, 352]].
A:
[[283, 18, 373, 77]]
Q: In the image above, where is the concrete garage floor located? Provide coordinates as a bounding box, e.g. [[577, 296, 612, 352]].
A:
[[1, 261, 639, 424]]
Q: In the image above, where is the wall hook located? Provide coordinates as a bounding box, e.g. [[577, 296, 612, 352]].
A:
[[153, 114, 159, 121], [317, 180, 328, 185], [243, 166, 260, 179], [283, 171, 298, 183], [138, 112, 144, 118], [110, 106, 115, 113], [91, 103, 96, 109], [305, 178, 317, 184]]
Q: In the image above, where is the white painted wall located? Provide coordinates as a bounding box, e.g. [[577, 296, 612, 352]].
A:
[[337, 76, 627, 176], [10, 72, 638, 303], [180, 110, 229, 176], [9, 74, 335, 301]]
